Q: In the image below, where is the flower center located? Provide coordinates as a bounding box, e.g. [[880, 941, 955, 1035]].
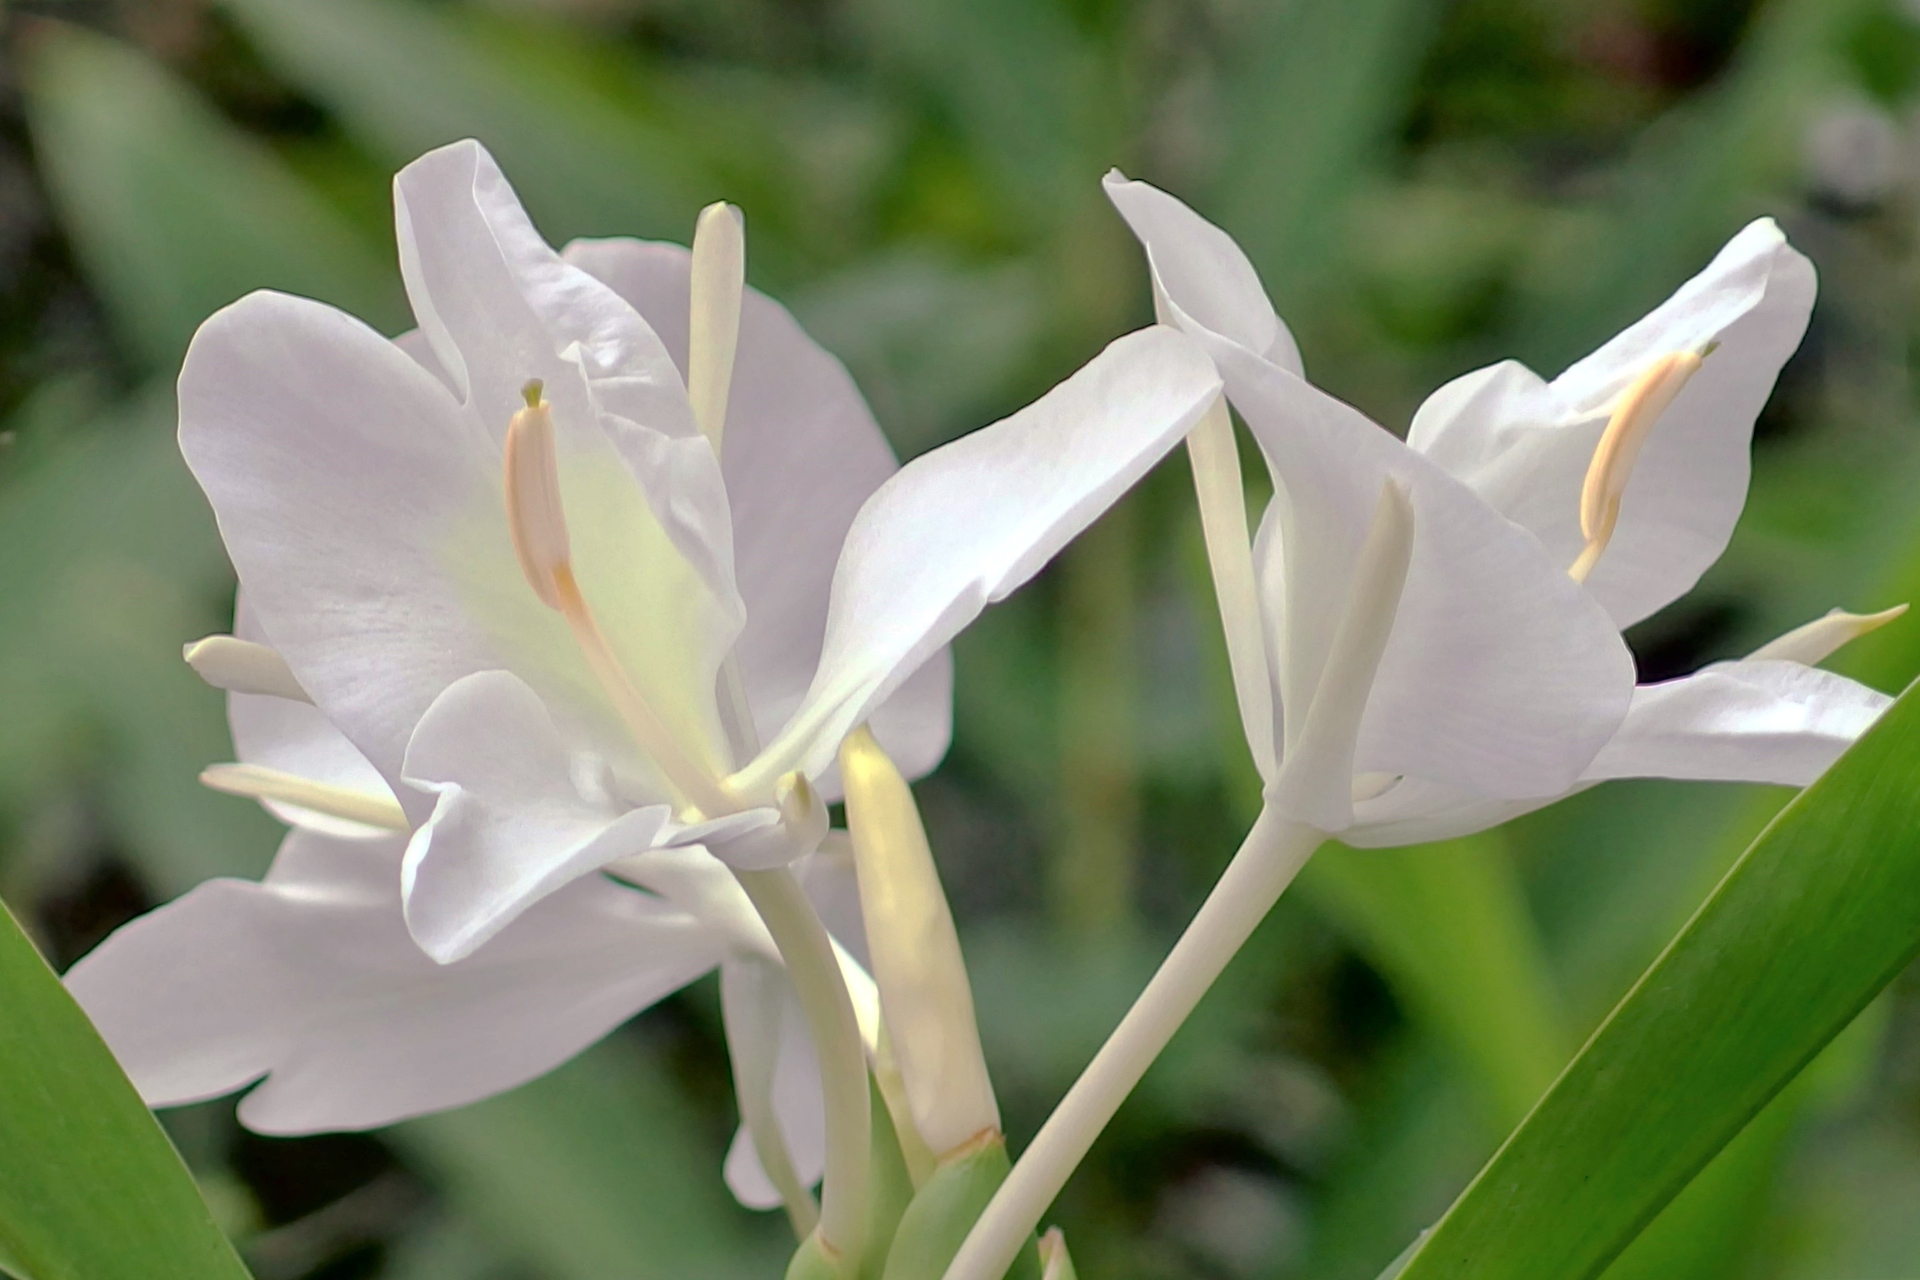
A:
[[504, 381, 739, 818], [1569, 346, 1710, 583]]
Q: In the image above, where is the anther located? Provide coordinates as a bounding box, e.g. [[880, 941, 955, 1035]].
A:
[[503, 387, 569, 610], [1570, 347, 1709, 583]]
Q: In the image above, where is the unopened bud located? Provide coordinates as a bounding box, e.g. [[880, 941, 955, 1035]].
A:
[[183, 635, 310, 702]]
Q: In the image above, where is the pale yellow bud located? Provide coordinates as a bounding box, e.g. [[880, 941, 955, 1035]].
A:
[[182, 635, 309, 702], [839, 726, 1000, 1159]]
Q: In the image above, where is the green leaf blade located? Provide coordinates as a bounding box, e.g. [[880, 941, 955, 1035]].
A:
[[1395, 675, 1920, 1280], [0, 898, 251, 1280]]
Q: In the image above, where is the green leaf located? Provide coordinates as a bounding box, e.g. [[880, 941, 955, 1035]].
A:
[[0, 896, 251, 1280], [1393, 673, 1920, 1280], [215, 0, 704, 244], [1209, 0, 1443, 301], [19, 22, 400, 370], [1304, 834, 1566, 1128]]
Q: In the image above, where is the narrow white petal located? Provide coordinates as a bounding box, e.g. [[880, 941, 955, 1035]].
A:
[[1104, 172, 1304, 374], [736, 326, 1221, 793], [1581, 659, 1890, 786], [1266, 481, 1414, 832], [721, 957, 820, 1227]]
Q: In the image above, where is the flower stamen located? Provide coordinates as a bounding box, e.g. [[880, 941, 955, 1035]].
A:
[[504, 382, 738, 817], [688, 202, 745, 451], [200, 762, 408, 831], [1569, 347, 1709, 583]]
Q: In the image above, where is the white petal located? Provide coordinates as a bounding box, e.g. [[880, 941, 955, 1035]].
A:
[[1103, 172, 1304, 374], [1407, 220, 1816, 626], [1206, 343, 1636, 808], [1581, 658, 1889, 786], [720, 958, 826, 1212], [560, 237, 954, 786], [401, 671, 675, 963], [737, 326, 1222, 792], [65, 830, 721, 1133]]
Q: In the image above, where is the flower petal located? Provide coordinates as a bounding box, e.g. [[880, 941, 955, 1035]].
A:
[[720, 958, 827, 1212], [560, 237, 954, 784], [64, 830, 721, 1133], [1407, 219, 1816, 626], [401, 670, 675, 963], [1207, 343, 1636, 817], [735, 326, 1221, 792], [1581, 659, 1889, 786], [1103, 172, 1304, 374]]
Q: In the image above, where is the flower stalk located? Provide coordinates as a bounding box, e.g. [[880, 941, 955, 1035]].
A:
[[941, 807, 1323, 1280], [733, 865, 871, 1275]]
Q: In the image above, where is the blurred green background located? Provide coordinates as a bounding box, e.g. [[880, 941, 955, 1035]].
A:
[[1, 0, 1919, 1276]]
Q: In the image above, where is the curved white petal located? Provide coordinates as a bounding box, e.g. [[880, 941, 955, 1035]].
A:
[[1408, 220, 1816, 626], [1208, 342, 1635, 821], [1103, 173, 1304, 374], [401, 671, 675, 963], [720, 958, 827, 1212], [1581, 658, 1888, 786], [65, 830, 721, 1134], [737, 326, 1221, 793], [1342, 776, 1542, 849]]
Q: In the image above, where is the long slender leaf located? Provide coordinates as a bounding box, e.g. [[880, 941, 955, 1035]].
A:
[[216, 0, 704, 244], [0, 897, 251, 1280], [1305, 836, 1566, 1129], [20, 22, 400, 370], [1393, 674, 1920, 1280]]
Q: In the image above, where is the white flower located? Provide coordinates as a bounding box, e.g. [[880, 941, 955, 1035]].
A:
[[176, 139, 1220, 965], [1105, 173, 1895, 842], [72, 611, 869, 1224]]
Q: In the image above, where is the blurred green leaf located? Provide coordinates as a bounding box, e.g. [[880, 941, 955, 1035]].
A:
[[1210, 0, 1443, 306], [0, 895, 252, 1280], [0, 390, 279, 892], [391, 1033, 783, 1280], [20, 21, 400, 369], [1304, 835, 1566, 1128], [1514, 0, 1873, 369], [1394, 673, 1920, 1280], [217, 0, 706, 243]]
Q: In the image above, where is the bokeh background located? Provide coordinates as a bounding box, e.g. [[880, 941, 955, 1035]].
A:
[[2, 0, 1919, 1276]]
